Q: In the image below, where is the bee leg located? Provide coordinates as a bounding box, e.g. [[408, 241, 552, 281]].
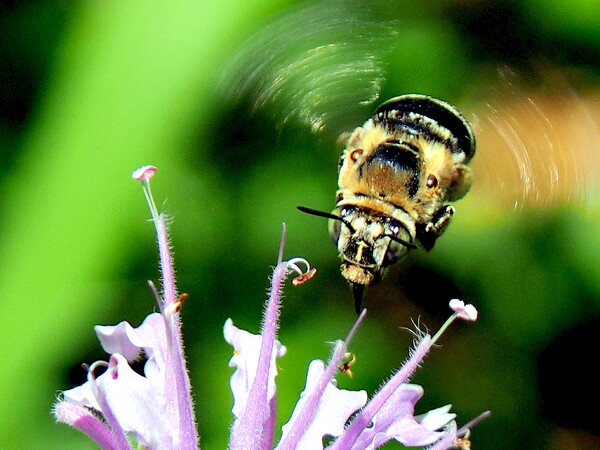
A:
[[416, 205, 455, 251]]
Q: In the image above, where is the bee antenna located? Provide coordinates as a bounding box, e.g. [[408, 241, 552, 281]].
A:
[[385, 234, 417, 250], [296, 206, 356, 234]]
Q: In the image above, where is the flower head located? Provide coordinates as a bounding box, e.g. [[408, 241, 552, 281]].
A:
[[225, 229, 486, 450], [54, 166, 198, 449], [54, 166, 487, 450]]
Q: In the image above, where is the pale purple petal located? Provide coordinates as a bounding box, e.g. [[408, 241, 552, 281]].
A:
[[53, 400, 129, 450], [350, 384, 455, 449], [64, 354, 173, 448], [417, 405, 455, 431], [278, 359, 367, 450], [62, 374, 104, 412], [228, 256, 289, 450], [331, 335, 433, 449], [224, 318, 286, 420], [264, 397, 278, 449], [278, 311, 367, 450], [134, 168, 198, 448], [428, 421, 458, 450], [429, 411, 491, 450], [98, 354, 172, 448], [95, 321, 142, 361], [95, 313, 167, 392], [153, 212, 198, 448]]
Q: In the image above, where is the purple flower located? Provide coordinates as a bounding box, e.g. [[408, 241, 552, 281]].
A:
[[54, 165, 487, 450], [225, 241, 487, 450], [54, 166, 198, 449]]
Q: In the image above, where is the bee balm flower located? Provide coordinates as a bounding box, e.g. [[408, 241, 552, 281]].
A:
[[54, 166, 487, 450], [54, 165, 197, 449]]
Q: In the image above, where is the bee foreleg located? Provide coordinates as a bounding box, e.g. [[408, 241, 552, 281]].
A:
[[416, 205, 455, 251]]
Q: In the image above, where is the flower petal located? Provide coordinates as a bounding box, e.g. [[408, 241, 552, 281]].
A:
[[224, 318, 287, 419], [279, 359, 367, 450], [63, 353, 173, 448], [428, 420, 458, 450], [53, 400, 129, 450], [350, 384, 455, 449], [95, 313, 167, 392], [417, 404, 455, 431]]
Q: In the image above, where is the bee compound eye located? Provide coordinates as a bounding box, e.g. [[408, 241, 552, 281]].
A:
[[328, 218, 341, 245], [349, 149, 363, 162], [426, 174, 438, 189]]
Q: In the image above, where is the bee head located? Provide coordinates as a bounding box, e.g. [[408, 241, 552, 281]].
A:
[[329, 204, 414, 269]]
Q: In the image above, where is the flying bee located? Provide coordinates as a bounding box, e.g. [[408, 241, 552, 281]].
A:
[[299, 94, 476, 313]]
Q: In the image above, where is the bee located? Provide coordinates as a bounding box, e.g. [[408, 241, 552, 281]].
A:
[[298, 94, 476, 313]]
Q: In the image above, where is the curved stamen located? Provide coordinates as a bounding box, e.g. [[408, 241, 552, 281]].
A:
[[286, 257, 316, 286], [87, 361, 109, 384], [286, 257, 311, 277]]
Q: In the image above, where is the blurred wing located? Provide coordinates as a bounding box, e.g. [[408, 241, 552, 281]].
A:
[[467, 69, 600, 209], [219, 0, 399, 135]]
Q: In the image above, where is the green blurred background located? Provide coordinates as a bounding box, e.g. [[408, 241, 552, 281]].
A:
[[1, 0, 599, 448]]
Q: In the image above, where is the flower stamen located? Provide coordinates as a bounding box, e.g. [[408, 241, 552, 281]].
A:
[[131, 165, 157, 182], [431, 300, 479, 345], [449, 299, 478, 322], [338, 352, 357, 378], [132, 165, 160, 223], [276, 309, 369, 450], [164, 293, 188, 317], [292, 267, 317, 285], [87, 361, 109, 384], [286, 257, 311, 276], [457, 410, 492, 437], [147, 280, 165, 315]]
